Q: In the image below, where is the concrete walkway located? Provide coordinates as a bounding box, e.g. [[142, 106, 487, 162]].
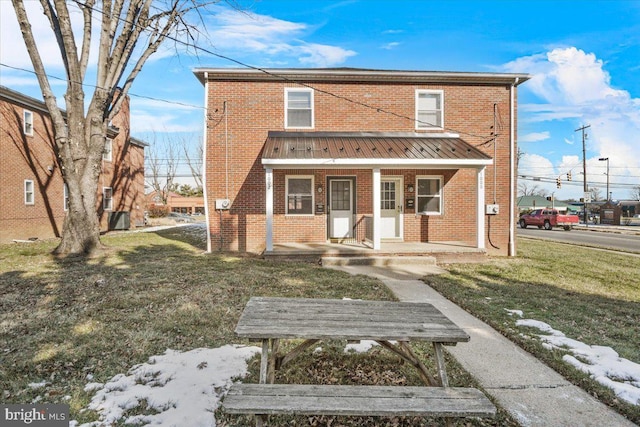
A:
[[325, 263, 635, 427]]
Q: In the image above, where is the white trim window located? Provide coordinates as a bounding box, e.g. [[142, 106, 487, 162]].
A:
[[103, 138, 113, 161], [64, 183, 69, 211], [415, 90, 444, 130], [416, 176, 443, 215], [23, 110, 34, 136], [285, 88, 314, 129], [103, 187, 113, 211], [24, 180, 35, 205], [286, 176, 314, 215]]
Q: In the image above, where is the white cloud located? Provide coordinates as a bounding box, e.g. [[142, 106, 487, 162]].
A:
[[506, 47, 640, 194], [130, 111, 201, 134], [520, 131, 550, 143], [381, 42, 401, 50], [298, 43, 356, 67], [203, 6, 356, 67]]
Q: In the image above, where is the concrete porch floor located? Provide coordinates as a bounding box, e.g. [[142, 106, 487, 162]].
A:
[[263, 241, 486, 263]]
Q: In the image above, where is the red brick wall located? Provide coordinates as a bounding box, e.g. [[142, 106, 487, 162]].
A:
[[204, 78, 516, 254], [0, 93, 146, 243]]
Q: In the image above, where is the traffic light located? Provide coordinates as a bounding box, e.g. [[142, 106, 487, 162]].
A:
[[556, 177, 561, 188], [567, 171, 571, 181]]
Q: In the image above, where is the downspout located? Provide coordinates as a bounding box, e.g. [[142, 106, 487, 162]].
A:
[[202, 72, 212, 253], [508, 77, 520, 257]]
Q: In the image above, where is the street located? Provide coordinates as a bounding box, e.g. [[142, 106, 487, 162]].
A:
[[517, 226, 640, 254]]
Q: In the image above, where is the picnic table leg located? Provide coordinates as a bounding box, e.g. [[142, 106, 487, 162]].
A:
[[433, 343, 453, 427], [432, 343, 449, 387], [268, 339, 280, 384], [256, 339, 270, 427], [259, 339, 269, 384]]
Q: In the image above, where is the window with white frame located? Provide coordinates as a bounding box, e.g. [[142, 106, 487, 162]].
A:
[[64, 183, 69, 211], [286, 176, 314, 215], [23, 110, 34, 136], [285, 88, 314, 128], [103, 138, 113, 161], [24, 180, 35, 205], [416, 176, 442, 214], [415, 90, 443, 130], [103, 187, 113, 211]]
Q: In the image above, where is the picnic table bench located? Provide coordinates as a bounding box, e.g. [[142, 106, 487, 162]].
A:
[[223, 297, 496, 425]]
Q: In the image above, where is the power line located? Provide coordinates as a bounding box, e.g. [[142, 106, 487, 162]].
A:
[[2, 2, 497, 142], [0, 63, 204, 110]]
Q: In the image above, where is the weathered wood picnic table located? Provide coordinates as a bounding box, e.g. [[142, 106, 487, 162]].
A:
[[223, 297, 496, 425]]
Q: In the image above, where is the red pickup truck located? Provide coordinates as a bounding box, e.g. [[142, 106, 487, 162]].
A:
[[519, 209, 580, 231]]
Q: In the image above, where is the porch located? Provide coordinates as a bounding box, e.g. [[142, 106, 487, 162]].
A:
[[263, 240, 486, 264]]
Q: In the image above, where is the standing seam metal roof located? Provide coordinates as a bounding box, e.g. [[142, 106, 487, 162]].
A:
[[262, 131, 492, 162]]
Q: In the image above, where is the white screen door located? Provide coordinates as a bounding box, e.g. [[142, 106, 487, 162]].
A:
[[381, 178, 402, 239], [329, 179, 353, 239]]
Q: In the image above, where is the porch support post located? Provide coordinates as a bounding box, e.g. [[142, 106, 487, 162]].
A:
[[265, 168, 273, 252], [477, 167, 486, 249], [373, 168, 381, 250]]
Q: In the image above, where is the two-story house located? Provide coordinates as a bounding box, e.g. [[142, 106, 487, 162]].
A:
[[193, 68, 529, 256], [0, 86, 147, 243]]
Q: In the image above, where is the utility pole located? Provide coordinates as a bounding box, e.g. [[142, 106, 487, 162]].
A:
[[575, 124, 591, 225]]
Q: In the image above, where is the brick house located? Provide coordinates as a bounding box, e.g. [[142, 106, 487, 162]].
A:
[[0, 86, 147, 243], [193, 68, 529, 256]]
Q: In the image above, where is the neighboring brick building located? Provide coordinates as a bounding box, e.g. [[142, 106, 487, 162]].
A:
[[193, 68, 529, 256], [0, 86, 147, 243], [145, 191, 205, 215]]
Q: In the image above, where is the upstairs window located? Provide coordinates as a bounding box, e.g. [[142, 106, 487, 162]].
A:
[[285, 88, 314, 129], [416, 176, 442, 215], [23, 110, 34, 136], [24, 180, 35, 205], [103, 187, 113, 211], [103, 138, 113, 161], [415, 90, 443, 130], [286, 176, 313, 215]]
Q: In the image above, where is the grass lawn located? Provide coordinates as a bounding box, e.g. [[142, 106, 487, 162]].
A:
[[426, 237, 640, 425], [0, 228, 517, 426]]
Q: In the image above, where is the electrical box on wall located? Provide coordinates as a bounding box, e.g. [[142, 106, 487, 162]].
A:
[[486, 204, 499, 215], [215, 199, 231, 210]]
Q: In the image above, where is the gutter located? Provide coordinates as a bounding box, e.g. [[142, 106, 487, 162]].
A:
[[509, 77, 520, 257], [202, 72, 212, 253]]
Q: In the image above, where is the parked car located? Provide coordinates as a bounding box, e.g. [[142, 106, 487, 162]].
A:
[[167, 212, 195, 223], [519, 209, 579, 230]]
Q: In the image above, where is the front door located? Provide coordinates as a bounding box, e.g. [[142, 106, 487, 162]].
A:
[[381, 178, 402, 239], [329, 179, 353, 239]]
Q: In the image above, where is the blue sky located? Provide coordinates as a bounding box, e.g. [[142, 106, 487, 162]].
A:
[[1, 0, 640, 200]]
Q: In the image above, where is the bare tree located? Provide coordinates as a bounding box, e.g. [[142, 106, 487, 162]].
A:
[[183, 137, 203, 190], [146, 134, 179, 205], [518, 182, 545, 197], [590, 186, 603, 201], [630, 185, 640, 201], [11, 0, 211, 255]]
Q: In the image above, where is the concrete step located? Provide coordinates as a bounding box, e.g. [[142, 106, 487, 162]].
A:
[[321, 255, 437, 267]]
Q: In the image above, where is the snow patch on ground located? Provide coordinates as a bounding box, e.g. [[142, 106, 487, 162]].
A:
[[516, 317, 640, 405], [72, 345, 260, 427]]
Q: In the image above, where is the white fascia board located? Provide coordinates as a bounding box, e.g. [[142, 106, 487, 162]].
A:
[[262, 158, 493, 169]]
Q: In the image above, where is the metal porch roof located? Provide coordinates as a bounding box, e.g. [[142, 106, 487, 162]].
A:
[[261, 131, 493, 169]]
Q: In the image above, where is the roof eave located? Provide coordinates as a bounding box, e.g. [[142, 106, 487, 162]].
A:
[[262, 158, 493, 169], [193, 68, 531, 86]]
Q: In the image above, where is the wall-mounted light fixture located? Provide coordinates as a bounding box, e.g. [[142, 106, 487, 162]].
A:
[[407, 184, 414, 193], [317, 185, 323, 193]]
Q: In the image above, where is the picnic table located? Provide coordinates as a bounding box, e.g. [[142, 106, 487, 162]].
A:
[[223, 297, 496, 425]]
